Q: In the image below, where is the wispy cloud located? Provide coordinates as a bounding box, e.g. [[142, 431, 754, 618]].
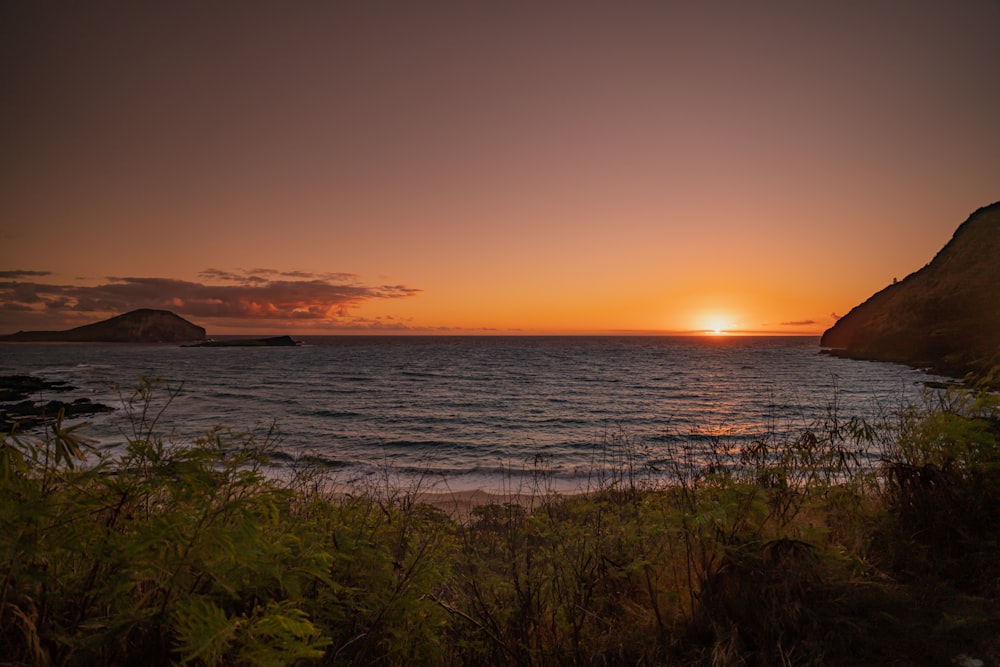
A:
[[780, 319, 817, 326], [198, 268, 359, 284], [0, 270, 52, 279], [0, 268, 421, 331]]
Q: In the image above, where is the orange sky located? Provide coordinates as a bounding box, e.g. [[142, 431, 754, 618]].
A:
[[2, 2, 999, 336]]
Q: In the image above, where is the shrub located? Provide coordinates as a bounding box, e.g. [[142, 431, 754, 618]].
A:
[[877, 387, 1000, 594], [2, 378, 999, 665]]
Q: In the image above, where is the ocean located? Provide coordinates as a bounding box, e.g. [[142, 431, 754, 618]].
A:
[[1, 336, 945, 491]]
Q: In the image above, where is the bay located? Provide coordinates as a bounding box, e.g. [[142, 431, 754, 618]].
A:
[[0, 336, 945, 491]]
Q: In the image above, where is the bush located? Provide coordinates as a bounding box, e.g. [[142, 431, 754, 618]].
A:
[[877, 388, 1000, 594], [2, 378, 999, 665]]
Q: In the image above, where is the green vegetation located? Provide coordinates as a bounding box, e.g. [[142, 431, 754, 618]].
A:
[[3, 378, 999, 666]]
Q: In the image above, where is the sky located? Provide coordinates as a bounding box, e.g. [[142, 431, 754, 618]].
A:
[[2, 1, 999, 336]]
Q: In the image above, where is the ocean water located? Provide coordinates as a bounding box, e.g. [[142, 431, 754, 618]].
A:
[[1, 336, 945, 491]]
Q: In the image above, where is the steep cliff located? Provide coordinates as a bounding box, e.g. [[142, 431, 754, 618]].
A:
[[0, 309, 207, 343], [821, 201, 1000, 379]]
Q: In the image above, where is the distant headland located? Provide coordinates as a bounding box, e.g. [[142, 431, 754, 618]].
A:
[[821, 201, 1000, 382], [0, 309, 302, 347], [0, 308, 206, 343]]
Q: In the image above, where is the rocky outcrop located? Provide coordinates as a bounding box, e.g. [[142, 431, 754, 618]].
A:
[[0, 375, 115, 431], [821, 201, 1000, 380], [0, 309, 206, 343], [186, 335, 300, 347]]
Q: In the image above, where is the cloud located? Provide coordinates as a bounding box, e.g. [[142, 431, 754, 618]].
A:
[[199, 268, 358, 284], [0, 268, 421, 331], [779, 319, 817, 326], [0, 269, 52, 279]]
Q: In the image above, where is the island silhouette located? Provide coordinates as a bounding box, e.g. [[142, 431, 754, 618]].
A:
[[0, 308, 300, 346], [0, 308, 206, 343]]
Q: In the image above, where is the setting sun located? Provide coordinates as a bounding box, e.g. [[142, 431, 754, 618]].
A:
[[701, 315, 739, 335]]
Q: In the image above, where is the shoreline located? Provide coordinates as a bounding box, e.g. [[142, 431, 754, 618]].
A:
[[305, 480, 594, 521], [415, 489, 569, 520]]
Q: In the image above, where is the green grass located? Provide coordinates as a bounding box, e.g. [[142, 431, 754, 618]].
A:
[[2, 378, 999, 666]]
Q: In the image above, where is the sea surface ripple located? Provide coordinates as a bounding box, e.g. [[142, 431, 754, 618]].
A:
[[1, 336, 946, 491]]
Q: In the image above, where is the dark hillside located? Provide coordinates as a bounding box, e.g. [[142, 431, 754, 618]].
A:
[[821, 202, 1000, 379]]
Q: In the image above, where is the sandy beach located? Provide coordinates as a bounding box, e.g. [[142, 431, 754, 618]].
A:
[[414, 489, 566, 521]]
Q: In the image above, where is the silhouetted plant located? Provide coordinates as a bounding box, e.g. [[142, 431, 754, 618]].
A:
[[2, 377, 999, 666], [877, 386, 1000, 594]]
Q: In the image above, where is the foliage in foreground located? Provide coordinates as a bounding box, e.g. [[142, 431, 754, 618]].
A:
[[2, 379, 999, 666]]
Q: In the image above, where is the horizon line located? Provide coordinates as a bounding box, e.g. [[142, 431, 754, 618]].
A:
[[206, 329, 825, 338]]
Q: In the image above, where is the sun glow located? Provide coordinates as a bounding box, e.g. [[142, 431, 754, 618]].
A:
[[701, 315, 738, 336]]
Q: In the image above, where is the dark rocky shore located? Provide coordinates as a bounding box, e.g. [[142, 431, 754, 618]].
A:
[[0, 375, 114, 432]]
